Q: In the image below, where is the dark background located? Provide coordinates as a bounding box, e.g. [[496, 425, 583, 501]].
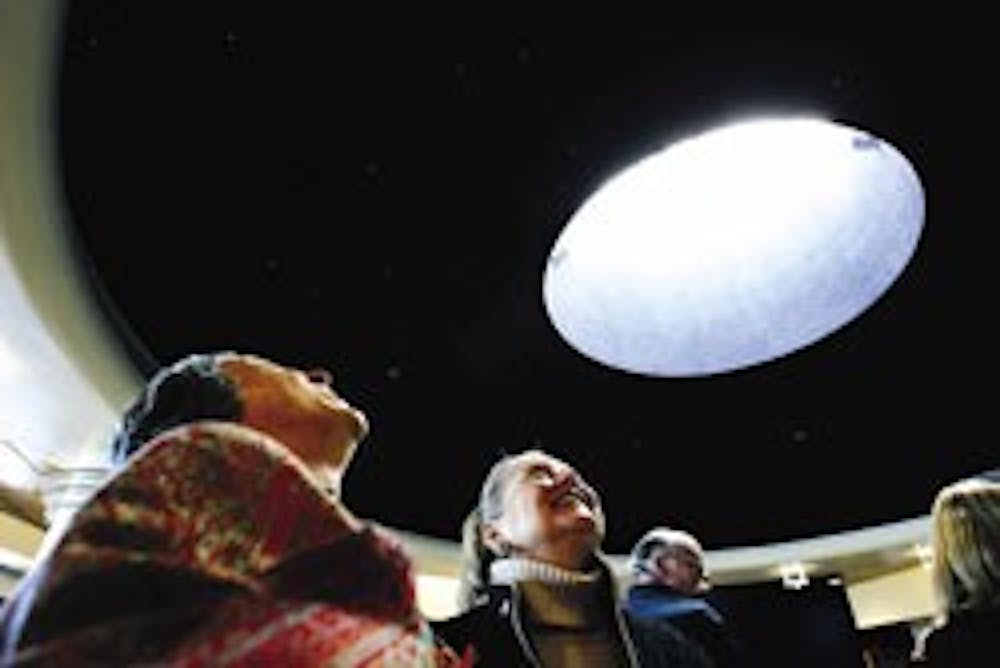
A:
[[54, 2, 997, 552]]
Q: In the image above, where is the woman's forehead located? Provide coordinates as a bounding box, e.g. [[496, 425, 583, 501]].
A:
[[512, 450, 569, 472], [221, 354, 289, 377], [660, 544, 700, 560]]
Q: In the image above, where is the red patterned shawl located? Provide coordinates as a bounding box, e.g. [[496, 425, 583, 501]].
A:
[[0, 421, 467, 666]]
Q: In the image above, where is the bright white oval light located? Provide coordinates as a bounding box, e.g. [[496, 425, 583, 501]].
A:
[[543, 117, 925, 377]]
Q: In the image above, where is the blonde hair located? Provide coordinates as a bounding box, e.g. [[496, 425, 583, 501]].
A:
[[931, 471, 1000, 620]]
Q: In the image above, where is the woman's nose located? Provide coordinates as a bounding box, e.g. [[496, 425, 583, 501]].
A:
[[306, 368, 334, 386]]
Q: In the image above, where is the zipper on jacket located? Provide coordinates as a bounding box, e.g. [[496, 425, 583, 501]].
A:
[[612, 593, 641, 667], [510, 584, 543, 667]]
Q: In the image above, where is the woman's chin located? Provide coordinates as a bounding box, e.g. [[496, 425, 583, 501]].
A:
[[558, 513, 602, 543]]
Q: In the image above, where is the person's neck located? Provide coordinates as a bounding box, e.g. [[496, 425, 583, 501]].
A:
[[490, 556, 602, 587], [300, 461, 363, 531], [289, 436, 356, 497], [529, 546, 592, 572], [310, 463, 343, 497]]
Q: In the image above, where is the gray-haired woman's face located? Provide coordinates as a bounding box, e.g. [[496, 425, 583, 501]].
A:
[[485, 451, 605, 568]]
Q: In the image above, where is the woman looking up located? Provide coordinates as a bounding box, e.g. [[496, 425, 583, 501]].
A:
[[0, 352, 462, 666], [433, 449, 712, 667]]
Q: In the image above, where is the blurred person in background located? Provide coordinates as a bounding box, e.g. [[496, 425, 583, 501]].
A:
[[626, 527, 747, 667], [918, 469, 1000, 667]]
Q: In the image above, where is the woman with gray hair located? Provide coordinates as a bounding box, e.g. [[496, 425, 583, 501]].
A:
[[433, 449, 712, 667], [921, 469, 1000, 666]]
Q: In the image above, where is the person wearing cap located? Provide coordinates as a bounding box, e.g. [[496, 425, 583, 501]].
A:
[[626, 527, 746, 667], [0, 352, 464, 666]]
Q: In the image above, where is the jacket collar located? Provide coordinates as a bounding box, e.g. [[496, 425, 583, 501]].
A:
[[627, 584, 723, 624], [484, 552, 640, 668]]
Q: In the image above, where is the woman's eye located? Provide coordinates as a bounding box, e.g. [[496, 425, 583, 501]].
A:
[[527, 467, 554, 482]]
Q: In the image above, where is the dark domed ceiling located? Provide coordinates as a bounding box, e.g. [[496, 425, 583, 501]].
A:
[[56, 2, 995, 552]]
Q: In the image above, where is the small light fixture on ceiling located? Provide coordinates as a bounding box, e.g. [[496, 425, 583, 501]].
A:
[[543, 116, 925, 377], [779, 561, 811, 590], [0, 338, 25, 380], [0, 438, 37, 489], [914, 543, 934, 568]]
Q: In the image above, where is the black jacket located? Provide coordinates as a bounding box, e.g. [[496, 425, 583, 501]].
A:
[[434, 585, 714, 667], [922, 607, 1000, 667], [626, 585, 748, 667]]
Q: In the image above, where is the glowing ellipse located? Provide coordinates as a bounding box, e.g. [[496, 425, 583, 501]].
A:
[[543, 117, 925, 377]]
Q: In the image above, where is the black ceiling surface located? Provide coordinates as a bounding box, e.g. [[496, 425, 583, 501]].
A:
[[55, 2, 997, 552]]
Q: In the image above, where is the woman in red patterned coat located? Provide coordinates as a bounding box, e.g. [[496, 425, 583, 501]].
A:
[[0, 352, 465, 666]]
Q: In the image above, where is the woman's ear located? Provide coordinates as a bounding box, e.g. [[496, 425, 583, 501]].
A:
[[481, 522, 509, 556]]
